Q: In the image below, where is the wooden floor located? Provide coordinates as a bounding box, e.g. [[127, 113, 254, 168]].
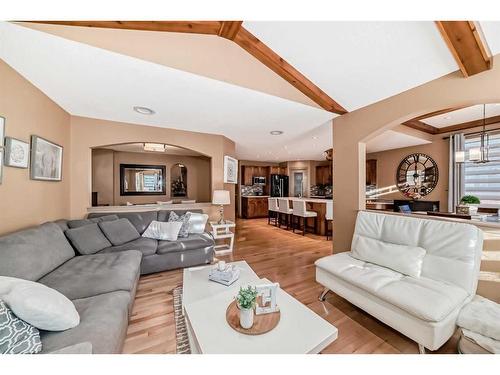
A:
[[123, 218, 459, 354]]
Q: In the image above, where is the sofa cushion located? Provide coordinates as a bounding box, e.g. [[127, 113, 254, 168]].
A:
[[158, 209, 202, 222], [38, 251, 142, 300], [157, 233, 215, 254], [142, 220, 183, 241], [316, 253, 469, 322], [0, 300, 42, 354], [100, 237, 158, 257], [40, 291, 131, 354], [88, 211, 158, 234], [67, 215, 119, 229], [187, 212, 209, 234], [65, 223, 112, 255], [99, 218, 141, 246], [168, 211, 191, 238], [351, 235, 426, 278], [0, 223, 75, 281]]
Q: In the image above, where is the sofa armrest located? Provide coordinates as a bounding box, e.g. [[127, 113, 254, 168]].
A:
[[45, 342, 93, 354]]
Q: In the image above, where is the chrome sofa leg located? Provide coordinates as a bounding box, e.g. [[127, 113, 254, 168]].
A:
[[319, 288, 330, 302], [418, 344, 426, 354]]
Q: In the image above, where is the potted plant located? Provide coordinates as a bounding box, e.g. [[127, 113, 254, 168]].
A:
[[459, 195, 481, 215], [236, 286, 258, 329]]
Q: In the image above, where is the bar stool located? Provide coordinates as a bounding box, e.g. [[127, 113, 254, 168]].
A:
[[325, 200, 333, 240], [277, 198, 293, 230], [268, 198, 279, 226], [292, 200, 318, 236]]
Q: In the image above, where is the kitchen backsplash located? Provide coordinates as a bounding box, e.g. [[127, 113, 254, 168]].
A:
[[241, 185, 264, 196], [310, 184, 332, 197]]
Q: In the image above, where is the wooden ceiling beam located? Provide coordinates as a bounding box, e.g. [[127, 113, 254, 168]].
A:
[[24, 20, 348, 114], [233, 28, 347, 114], [435, 21, 492, 77], [436, 114, 500, 134], [218, 21, 243, 40], [25, 21, 223, 35], [402, 120, 439, 135]]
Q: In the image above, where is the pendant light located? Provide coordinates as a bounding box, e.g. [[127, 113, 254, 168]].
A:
[[469, 104, 490, 163]]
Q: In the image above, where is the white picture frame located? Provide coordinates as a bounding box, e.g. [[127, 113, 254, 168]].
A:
[[0, 116, 5, 147], [223, 155, 238, 184], [30, 135, 63, 181], [4, 137, 30, 169]]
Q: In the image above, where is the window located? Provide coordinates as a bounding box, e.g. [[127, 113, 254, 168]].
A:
[[464, 131, 500, 207]]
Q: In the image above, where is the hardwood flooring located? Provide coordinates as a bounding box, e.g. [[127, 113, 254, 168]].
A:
[[122, 218, 459, 354]]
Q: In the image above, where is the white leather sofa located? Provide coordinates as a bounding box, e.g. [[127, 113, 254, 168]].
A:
[[315, 211, 483, 353]]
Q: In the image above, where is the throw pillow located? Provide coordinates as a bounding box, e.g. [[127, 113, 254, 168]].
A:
[[142, 221, 183, 241], [67, 215, 119, 229], [98, 218, 141, 246], [351, 235, 427, 278], [65, 223, 112, 255], [187, 212, 209, 234], [0, 276, 80, 331], [0, 300, 42, 354], [168, 212, 191, 238]]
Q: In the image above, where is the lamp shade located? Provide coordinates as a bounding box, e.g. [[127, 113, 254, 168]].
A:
[[212, 190, 230, 205]]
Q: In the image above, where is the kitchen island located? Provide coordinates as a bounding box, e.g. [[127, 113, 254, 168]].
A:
[[281, 197, 332, 236]]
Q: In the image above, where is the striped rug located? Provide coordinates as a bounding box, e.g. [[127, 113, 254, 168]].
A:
[[173, 285, 191, 354]]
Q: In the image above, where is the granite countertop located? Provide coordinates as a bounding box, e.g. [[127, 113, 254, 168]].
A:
[[242, 195, 270, 198]]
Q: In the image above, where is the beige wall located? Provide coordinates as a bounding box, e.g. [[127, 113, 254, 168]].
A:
[[70, 116, 235, 221], [366, 136, 449, 211], [333, 54, 500, 253], [91, 150, 211, 205], [0, 60, 71, 235]]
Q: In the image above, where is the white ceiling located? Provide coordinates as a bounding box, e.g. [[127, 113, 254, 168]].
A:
[[480, 22, 500, 56], [423, 104, 500, 128], [243, 21, 459, 111], [0, 22, 335, 162], [366, 129, 431, 153], [97, 143, 205, 156]]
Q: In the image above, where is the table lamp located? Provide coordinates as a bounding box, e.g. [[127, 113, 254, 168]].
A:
[[212, 190, 231, 224]]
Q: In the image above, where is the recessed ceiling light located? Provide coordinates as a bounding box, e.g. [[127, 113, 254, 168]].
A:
[[312, 136, 318, 140], [444, 116, 452, 120], [270, 130, 284, 135], [143, 143, 165, 152], [134, 106, 155, 115]]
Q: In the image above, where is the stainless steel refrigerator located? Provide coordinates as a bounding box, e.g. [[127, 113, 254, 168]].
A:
[[270, 174, 289, 197]]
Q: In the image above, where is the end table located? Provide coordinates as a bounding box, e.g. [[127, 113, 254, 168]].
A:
[[209, 220, 235, 254]]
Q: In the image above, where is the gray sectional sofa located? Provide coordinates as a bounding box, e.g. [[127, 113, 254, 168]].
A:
[[0, 209, 215, 353]]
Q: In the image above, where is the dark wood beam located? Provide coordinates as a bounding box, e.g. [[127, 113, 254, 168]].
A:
[[218, 21, 243, 40], [436, 114, 500, 134], [233, 28, 347, 114], [435, 21, 492, 77], [25, 21, 223, 35], [402, 120, 439, 135]]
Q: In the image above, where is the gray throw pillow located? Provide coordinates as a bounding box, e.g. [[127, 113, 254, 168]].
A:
[[99, 218, 141, 246], [168, 211, 191, 238], [65, 223, 112, 255], [0, 300, 42, 354], [67, 215, 119, 229]]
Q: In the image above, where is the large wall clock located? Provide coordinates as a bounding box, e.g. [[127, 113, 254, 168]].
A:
[[396, 153, 438, 199]]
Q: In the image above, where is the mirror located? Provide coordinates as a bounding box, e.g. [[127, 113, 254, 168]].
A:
[[171, 163, 188, 197], [120, 164, 166, 196]]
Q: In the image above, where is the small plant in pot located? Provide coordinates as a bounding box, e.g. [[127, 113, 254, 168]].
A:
[[459, 195, 481, 215], [236, 286, 258, 329]]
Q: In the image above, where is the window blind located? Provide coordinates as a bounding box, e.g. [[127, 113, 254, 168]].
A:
[[464, 131, 500, 205]]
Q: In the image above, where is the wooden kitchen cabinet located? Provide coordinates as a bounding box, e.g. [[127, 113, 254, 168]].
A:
[[241, 197, 269, 218], [242, 166, 254, 185], [366, 159, 377, 186], [316, 165, 332, 185]]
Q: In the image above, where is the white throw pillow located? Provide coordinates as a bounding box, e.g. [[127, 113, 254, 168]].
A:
[[0, 276, 80, 331], [187, 212, 209, 234], [351, 235, 427, 278], [142, 220, 183, 241]]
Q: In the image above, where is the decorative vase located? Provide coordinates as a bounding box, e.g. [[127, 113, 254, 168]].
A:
[[239, 307, 254, 329]]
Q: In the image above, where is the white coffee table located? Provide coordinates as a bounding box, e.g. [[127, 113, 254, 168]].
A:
[[182, 261, 338, 354]]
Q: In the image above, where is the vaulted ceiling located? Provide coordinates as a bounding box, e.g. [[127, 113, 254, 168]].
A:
[[1, 20, 499, 160]]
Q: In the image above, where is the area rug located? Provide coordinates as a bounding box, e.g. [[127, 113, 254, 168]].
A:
[[173, 285, 191, 354]]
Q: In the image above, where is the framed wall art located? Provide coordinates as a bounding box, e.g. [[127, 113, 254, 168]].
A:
[[223, 155, 238, 184], [4, 137, 30, 168], [30, 135, 63, 181]]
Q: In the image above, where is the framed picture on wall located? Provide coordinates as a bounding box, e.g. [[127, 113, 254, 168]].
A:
[[30, 135, 63, 181], [0, 116, 5, 147], [4, 137, 30, 168], [0, 149, 3, 185], [224, 155, 238, 184]]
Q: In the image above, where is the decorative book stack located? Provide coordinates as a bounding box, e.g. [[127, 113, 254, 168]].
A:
[[209, 265, 240, 286]]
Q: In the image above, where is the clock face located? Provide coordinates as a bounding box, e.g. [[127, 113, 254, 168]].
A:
[[396, 153, 438, 198]]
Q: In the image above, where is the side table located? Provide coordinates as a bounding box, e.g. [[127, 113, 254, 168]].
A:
[[209, 221, 236, 255]]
